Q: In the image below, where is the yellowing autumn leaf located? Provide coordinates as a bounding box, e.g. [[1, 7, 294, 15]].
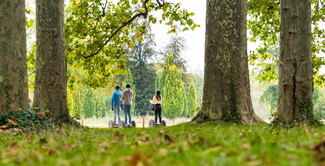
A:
[[9, 119, 18, 126], [0, 125, 7, 129]]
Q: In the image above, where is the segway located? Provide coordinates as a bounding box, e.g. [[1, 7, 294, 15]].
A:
[[108, 119, 136, 128], [108, 120, 125, 128], [124, 120, 136, 128], [148, 119, 166, 127]]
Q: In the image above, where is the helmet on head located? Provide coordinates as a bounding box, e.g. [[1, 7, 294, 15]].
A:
[[126, 83, 131, 88], [156, 89, 161, 95]]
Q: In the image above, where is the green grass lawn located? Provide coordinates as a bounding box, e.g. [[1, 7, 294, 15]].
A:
[[1, 122, 325, 166]]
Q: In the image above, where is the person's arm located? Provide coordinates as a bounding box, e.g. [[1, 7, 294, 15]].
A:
[[131, 91, 133, 99], [152, 96, 156, 104], [120, 92, 125, 101]]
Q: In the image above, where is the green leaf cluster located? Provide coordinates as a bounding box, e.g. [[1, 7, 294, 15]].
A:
[[0, 110, 53, 132], [186, 83, 197, 117], [161, 54, 185, 119], [247, 0, 325, 86]]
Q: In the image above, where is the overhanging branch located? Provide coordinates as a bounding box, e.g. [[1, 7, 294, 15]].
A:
[[81, 0, 172, 58], [82, 0, 156, 58]]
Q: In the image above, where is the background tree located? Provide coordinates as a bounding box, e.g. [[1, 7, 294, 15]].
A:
[[163, 64, 185, 119], [276, 0, 314, 123], [160, 32, 187, 72], [186, 83, 197, 117], [192, 74, 204, 109], [33, 0, 68, 120], [194, 0, 263, 124], [259, 84, 278, 116], [125, 21, 156, 116], [157, 53, 175, 91], [0, 0, 29, 112]]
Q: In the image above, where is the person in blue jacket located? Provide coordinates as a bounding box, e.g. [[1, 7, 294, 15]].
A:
[[111, 85, 122, 124]]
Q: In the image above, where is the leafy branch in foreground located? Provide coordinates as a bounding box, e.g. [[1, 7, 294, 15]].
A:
[[247, 0, 325, 87], [65, 0, 199, 88]]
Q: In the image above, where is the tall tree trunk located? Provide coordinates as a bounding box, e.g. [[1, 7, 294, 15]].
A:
[[34, 0, 68, 120], [0, 0, 29, 112], [277, 0, 313, 123], [194, 0, 263, 124]]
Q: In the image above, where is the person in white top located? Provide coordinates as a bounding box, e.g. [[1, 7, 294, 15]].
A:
[[150, 89, 162, 124]]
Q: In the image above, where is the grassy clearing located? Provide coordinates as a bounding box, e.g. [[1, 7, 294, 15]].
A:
[[1, 122, 325, 166]]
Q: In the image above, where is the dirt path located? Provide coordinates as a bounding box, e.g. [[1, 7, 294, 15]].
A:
[[79, 116, 191, 128]]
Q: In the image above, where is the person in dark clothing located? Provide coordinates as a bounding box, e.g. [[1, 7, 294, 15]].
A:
[[150, 89, 162, 124]]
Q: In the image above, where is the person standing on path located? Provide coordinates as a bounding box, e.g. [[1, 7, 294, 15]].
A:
[[111, 85, 122, 124], [120, 83, 133, 124]]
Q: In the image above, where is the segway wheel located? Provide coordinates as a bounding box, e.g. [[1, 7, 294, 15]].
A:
[[131, 120, 136, 127], [108, 120, 114, 128], [118, 120, 125, 128], [149, 119, 155, 127], [161, 120, 166, 126]]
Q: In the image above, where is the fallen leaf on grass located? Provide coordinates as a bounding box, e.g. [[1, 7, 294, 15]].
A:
[[0, 125, 7, 129], [163, 134, 175, 145], [9, 119, 17, 126], [158, 130, 175, 145], [37, 112, 46, 116], [99, 142, 110, 148], [311, 140, 325, 163], [201, 147, 222, 155], [114, 131, 125, 138], [158, 130, 169, 135], [242, 143, 251, 149], [158, 148, 168, 156], [27, 135, 34, 141], [8, 142, 20, 155], [129, 152, 141, 166], [117, 152, 147, 166], [43, 147, 55, 155]]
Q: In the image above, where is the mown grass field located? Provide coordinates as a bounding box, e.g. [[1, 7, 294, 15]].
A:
[[1, 122, 325, 166]]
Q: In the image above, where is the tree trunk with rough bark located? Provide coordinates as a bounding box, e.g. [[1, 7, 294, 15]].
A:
[[193, 0, 263, 124], [277, 0, 313, 123], [34, 0, 68, 120], [0, 0, 29, 112]]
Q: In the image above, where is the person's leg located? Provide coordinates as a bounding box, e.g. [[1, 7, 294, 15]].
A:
[[128, 105, 132, 124], [154, 105, 158, 123], [124, 105, 131, 124], [116, 107, 121, 123], [123, 105, 128, 124], [158, 106, 162, 123], [113, 107, 117, 123]]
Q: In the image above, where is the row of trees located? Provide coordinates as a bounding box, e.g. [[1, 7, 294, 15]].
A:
[[0, 0, 199, 123], [2, 0, 324, 125]]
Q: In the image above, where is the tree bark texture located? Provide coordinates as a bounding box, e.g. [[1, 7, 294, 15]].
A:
[[0, 0, 29, 112], [34, 0, 68, 119], [195, 0, 263, 124], [277, 0, 313, 123]]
